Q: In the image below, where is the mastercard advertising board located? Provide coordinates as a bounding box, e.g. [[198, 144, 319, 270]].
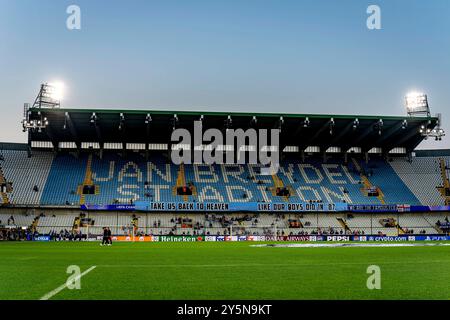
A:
[[111, 236, 153, 242]]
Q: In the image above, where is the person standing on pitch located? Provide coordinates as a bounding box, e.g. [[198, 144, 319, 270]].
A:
[[101, 227, 109, 246], [107, 227, 112, 246]]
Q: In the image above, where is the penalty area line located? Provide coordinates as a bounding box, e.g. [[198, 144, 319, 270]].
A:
[[39, 266, 96, 300]]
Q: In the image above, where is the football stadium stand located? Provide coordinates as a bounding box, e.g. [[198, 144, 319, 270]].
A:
[[1, 105, 449, 239], [1, 209, 448, 237], [1, 146, 450, 237], [0, 150, 53, 205], [0, 150, 448, 206], [390, 156, 448, 206]]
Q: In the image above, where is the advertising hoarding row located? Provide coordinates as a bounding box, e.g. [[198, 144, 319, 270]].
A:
[[97, 234, 450, 242], [81, 202, 450, 213]]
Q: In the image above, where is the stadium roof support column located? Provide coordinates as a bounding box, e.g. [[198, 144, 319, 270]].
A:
[[300, 150, 305, 163], [145, 121, 150, 161], [27, 133, 32, 158], [94, 125, 102, 147], [167, 133, 172, 160], [294, 118, 309, 152], [189, 142, 194, 164], [382, 150, 388, 161], [44, 125, 58, 153], [118, 113, 126, 156], [406, 151, 413, 162], [275, 117, 286, 162], [279, 145, 285, 162]]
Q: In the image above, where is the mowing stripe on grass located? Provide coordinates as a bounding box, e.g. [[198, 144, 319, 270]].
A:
[[98, 260, 450, 268], [39, 266, 96, 300]]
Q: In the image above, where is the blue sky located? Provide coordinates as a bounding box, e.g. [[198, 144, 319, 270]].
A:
[[0, 0, 449, 149]]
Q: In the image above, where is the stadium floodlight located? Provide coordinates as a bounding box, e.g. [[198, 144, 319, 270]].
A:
[[404, 91, 444, 140], [22, 115, 49, 133], [172, 114, 179, 130], [303, 117, 310, 128], [376, 119, 383, 136], [21, 107, 49, 132], [47, 81, 65, 101], [119, 113, 125, 130], [250, 116, 257, 127], [32, 82, 65, 109], [145, 113, 152, 124], [225, 115, 232, 131], [278, 116, 284, 130], [90, 112, 98, 125], [63, 112, 69, 130], [353, 118, 359, 130], [405, 91, 430, 117], [419, 113, 445, 141], [401, 119, 408, 130]]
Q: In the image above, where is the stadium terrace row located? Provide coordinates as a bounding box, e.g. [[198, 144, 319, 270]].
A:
[[0, 150, 449, 207], [1, 210, 448, 238]]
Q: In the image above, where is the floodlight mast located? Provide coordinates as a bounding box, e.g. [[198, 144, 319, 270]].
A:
[[32, 83, 62, 109], [405, 92, 445, 141], [405, 92, 430, 117], [22, 82, 61, 133]]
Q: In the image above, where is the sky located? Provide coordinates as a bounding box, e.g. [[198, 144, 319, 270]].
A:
[[0, 0, 449, 149]]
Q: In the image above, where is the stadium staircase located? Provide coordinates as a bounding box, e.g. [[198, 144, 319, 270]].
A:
[[30, 216, 40, 233], [336, 217, 351, 234], [437, 158, 450, 205], [351, 158, 386, 204], [77, 154, 99, 205], [270, 173, 293, 202], [173, 163, 197, 201], [435, 222, 446, 234], [378, 217, 405, 235], [0, 164, 10, 205], [72, 216, 81, 233], [396, 223, 406, 235], [131, 216, 139, 235]]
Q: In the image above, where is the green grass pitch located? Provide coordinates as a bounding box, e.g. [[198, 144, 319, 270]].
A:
[[1, 241, 449, 300]]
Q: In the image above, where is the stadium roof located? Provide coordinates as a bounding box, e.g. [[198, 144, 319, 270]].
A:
[[26, 107, 439, 153]]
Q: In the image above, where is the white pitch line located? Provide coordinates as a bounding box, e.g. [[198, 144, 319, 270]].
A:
[[39, 266, 96, 300]]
